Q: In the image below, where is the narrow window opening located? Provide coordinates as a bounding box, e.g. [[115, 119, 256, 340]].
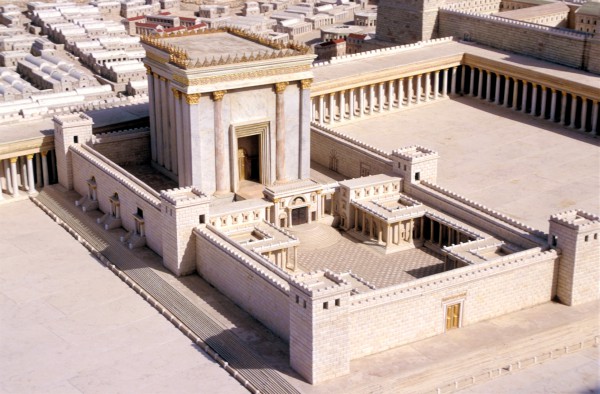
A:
[[295, 295, 299, 304], [137, 207, 144, 218], [415, 172, 421, 181], [584, 235, 589, 242], [335, 298, 341, 307], [73, 135, 79, 143], [303, 300, 307, 309], [199, 214, 206, 224], [552, 235, 557, 247], [323, 302, 329, 310]]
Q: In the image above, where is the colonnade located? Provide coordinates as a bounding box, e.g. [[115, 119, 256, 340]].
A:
[[147, 68, 180, 178], [458, 65, 599, 135], [312, 64, 599, 136], [0, 150, 56, 200], [312, 66, 460, 124]]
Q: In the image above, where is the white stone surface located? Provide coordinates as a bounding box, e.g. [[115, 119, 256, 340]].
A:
[[0, 200, 246, 394]]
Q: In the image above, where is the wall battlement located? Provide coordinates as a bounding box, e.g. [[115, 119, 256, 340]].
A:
[[439, 8, 590, 38], [550, 210, 600, 230], [420, 180, 547, 238], [70, 144, 161, 208], [312, 37, 455, 67], [349, 247, 555, 309]]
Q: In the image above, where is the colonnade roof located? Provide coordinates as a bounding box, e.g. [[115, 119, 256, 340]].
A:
[[311, 40, 600, 100]]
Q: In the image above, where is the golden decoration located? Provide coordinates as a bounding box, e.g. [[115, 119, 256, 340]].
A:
[[300, 78, 312, 89], [171, 88, 181, 99], [172, 64, 310, 86], [144, 64, 152, 74], [184, 93, 201, 104], [275, 82, 289, 94], [212, 90, 226, 101]]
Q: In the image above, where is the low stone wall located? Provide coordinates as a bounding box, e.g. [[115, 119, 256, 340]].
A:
[[311, 123, 393, 179], [348, 247, 558, 359], [411, 181, 545, 248], [438, 9, 596, 73], [70, 144, 163, 255], [92, 128, 150, 166], [195, 227, 291, 341]]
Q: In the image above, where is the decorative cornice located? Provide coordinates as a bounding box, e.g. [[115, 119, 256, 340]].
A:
[[184, 93, 201, 104], [212, 90, 226, 101], [172, 64, 310, 86], [274, 82, 289, 94]]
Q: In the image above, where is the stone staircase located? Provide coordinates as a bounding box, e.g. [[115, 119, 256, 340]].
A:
[[354, 311, 599, 393], [32, 187, 300, 394]]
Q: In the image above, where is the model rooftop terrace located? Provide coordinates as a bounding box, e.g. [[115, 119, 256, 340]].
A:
[[141, 28, 310, 69], [311, 39, 600, 100]]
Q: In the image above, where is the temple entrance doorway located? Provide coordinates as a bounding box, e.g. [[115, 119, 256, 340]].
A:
[[237, 135, 260, 183], [292, 207, 308, 226]]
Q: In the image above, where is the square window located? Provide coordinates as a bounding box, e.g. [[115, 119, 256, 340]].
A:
[[323, 302, 329, 309]]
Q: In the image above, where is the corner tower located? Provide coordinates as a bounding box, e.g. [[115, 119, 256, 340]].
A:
[[141, 29, 315, 197], [549, 210, 600, 306], [376, 0, 445, 44]]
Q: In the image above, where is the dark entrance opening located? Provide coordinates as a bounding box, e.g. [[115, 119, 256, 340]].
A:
[[238, 134, 260, 182], [292, 207, 308, 226]]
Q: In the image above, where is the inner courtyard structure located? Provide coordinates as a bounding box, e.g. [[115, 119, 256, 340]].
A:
[[1, 6, 599, 391]]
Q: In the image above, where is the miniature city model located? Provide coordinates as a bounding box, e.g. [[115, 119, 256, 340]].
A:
[[33, 27, 597, 385], [0, 0, 599, 389]]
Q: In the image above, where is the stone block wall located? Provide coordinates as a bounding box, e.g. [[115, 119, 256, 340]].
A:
[[311, 125, 393, 179], [587, 37, 600, 74], [411, 182, 545, 249], [70, 145, 163, 255], [348, 248, 558, 359], [92, 129, 151, 166], [439, 9, 594, 72], [195, 228, 291, 340]]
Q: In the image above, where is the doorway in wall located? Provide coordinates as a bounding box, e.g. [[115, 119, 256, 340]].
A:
[[445, 303, 461, 331], [292, 206, 308, 226], [237, 134, 260, 183]]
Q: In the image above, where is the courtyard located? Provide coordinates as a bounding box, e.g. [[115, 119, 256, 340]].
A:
[[332, 96, 600, 230], [291, 222, 445, 288]]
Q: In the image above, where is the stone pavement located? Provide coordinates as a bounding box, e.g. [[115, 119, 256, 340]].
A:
[[334, 96, 600, 230], [0, 199, 246, 394], [290, 222, 445, 287]]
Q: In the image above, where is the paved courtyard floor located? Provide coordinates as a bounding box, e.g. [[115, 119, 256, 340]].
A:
[[0, 200, 246, 394], [291, 222, 444, 287], [333, 96, 600, 230]]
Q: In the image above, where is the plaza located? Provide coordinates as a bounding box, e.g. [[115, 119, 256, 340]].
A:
[[332, 96, 600, 230]]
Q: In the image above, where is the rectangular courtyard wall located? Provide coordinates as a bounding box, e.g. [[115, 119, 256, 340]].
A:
[[92, 129, 151, 167], [410, 182, 545, 249], [311, 124, 393, 179], [70, 144, 163, 255], [195, 228, 291, 341], [348, 248, 558, 359], [438, 9, 595, 72]]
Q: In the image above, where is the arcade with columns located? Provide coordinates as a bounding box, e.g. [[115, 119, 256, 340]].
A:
[[310, 61, 600, 135]]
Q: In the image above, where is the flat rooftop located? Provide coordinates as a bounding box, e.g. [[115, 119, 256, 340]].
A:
[[159, 32, 278, 62], [311, 40, 600, 97], [332, 96, 600, 230]]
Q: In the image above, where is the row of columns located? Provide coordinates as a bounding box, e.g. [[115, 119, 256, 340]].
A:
[[0, 150, 55, 200], [147, 68, 180, 177], [459, 65, 599, 135], [313, 66, 460, 124], [312, 65, 599, 136]]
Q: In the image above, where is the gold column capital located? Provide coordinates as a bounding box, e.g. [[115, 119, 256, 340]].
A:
[[550, 88, 556, 93], [41, 151, 48, 157], [184, 93, 201, 105], [159, 76, 167, 82], [171, 88, 181, 99], [274, 82, 289, 94], [532, 83, 537, 88], [300, 78, 312, 90], [9, 157, 17, 164], [212, 90, 226, 101], [144, 64, 152, 75], [26, 154, 34, 160]]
